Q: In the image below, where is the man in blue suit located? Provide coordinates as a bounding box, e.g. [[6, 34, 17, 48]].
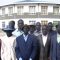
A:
[[15, 24, 37, 60], [50, 22, 60, 60]]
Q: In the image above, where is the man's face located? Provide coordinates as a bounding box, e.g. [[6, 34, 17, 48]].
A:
[[48, 23, 53, 31], [36, 22, 41, 31], [6, 31, 12, 37], [23, 26, 29, 35], [42, 25, 48, 35], [18, 20, 24, 30], [30, 27, 35, 33]]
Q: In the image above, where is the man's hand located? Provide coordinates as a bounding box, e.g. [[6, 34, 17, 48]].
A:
[[19, 57, 22, 60]]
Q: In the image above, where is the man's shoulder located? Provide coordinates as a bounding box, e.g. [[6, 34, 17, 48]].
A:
[[1, 35, 7, 40], [10, 35, 16, 40], [50, 32, 57, 41], [16, 34, 23, 39], [29, 34, 37, 40], [12, 29, 18, 34], [29, 34, 35, 37]]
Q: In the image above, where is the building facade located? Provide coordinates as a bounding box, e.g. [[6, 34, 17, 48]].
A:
[[0, 0, 60, 28]]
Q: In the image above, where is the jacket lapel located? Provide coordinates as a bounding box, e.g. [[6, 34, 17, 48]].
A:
[[45, 35, 49, 47], [38, 34, 43, 46]]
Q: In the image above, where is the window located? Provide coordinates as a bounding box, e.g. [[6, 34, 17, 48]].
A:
[[53, 21, 58, 27], [2, 8, 5, 16], [29, 20, 36, 25], [17, 6, 23, 15], [41, 6, 48, 15], [41, 20, 48, 25], [53, 21, 59, 31], [8, 7, 13, 16], [29, 6, 36, 14], [53, 7, 59, 15], [2, 22, 5, 28]]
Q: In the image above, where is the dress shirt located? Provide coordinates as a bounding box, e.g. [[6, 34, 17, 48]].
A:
[[42, 34, 48, 46], [57, 33, 60, 43], [23, 34, 28, 42], [1, 35, 16, 60], [12, 29, 24, 37]]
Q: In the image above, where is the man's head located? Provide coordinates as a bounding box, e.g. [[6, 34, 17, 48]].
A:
[[23, 24, 29, 35], [42, 25, 48, 35], [48, 22, 53, 32], [29, 25, 35, 34], [56, 22, 60, 34], [18, 19, 24, 30], [6, 31, 12, 37], [3, 25, 14, 37], [35, 22, 41, 31], [9, 21, 15, 29]]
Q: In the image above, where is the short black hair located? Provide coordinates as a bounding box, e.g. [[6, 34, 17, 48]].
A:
[[48, 22, 52, 25], [22, 24, 30, 30], [36, 22, 41, 26], [42, 24, 48, 29], [10, 21, 15, 25], [18, 19, 24, 24]]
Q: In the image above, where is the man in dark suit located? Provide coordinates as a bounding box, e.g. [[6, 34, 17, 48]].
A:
[[37, 25, 51, 60], [50, 22, 60, 60], [15, 24, 37, 60]]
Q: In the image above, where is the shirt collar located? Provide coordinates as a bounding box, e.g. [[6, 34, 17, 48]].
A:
[[23, 34, 28, 37], [42, 34, 48, 37]]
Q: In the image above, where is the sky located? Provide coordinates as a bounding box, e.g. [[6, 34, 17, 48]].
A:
[[0, 0, 24, 6], [0, 0, 60, 6]]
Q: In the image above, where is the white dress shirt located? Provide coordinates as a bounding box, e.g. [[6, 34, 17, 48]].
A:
[[12, 29, 24, 37], [42, 34, 48, 46], [23, 34, 28, 42], [1, 35, 16, 60]]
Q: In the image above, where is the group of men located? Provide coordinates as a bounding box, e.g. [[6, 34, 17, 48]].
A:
[[0, 19, 60, 60]]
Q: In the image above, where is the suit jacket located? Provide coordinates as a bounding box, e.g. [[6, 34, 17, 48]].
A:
[[15, 34, 37, 60], [48, 30, 56, 37], [50, 32, 60, 60], [37, 34, 51, 60]]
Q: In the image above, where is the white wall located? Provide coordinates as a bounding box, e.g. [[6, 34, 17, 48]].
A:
[[24, 5, 29, 13], [48, 5, 53, 13], [38, 5, 41, 12], [5, 7, 8, 14], [59, 6, 60, 13]]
